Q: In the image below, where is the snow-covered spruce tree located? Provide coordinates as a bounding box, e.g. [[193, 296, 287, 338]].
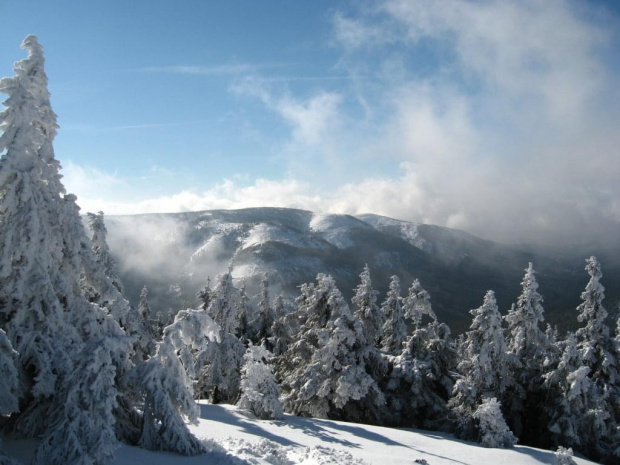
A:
[[345, 265, 387, 424], [86, 211, 152, 363], [352, 264, 383, 345], [380, 275, 407, 356], [503, 263, 551, 442], [194, 272, 245, 403], [236, 280, 256, 343], [555, 447, 577, 465], [87, 211, 123, 293], [278, 274, 384, 421], [0, 36, 140, 464], [573, 257, 619, 461], [253, 273, 277, 348], [268, 293, 292, 356], [33, 323, 128, 465], [473, 397, 516, 448], [542, 332, 604, 455], [448, 291, 515, 442], [207, 270, 241, 335], [134, 308, 220, 455], [384, 280, 456, 429], [576, 257, 619, 388], [403, 279, 436, 327], [237, 343, 283, 420], [139, 285, 160, 351]]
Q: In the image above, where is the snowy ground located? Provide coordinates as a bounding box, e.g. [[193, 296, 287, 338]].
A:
[[86, 403, 598, 464]]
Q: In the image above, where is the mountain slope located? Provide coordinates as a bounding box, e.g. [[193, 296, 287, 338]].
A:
[[104, 207, 618, 334]]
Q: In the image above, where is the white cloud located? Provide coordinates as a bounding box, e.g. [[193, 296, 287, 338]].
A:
[[231, 77, 342, 146], [69, 0, 620, 247], [276, 93, 342, 146], [324, 0, 620, 245]]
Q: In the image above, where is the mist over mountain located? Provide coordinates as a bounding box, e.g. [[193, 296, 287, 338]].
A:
[[104, 207, 620, 334]]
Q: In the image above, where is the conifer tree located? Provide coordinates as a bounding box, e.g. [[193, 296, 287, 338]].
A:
[[0, 36, 77, 430], [279, 274, 384, 420], [0, 36, 204, 463], [576, 257, 618, 388], [473, 397, 516, 448], [504, 263, 550, 441], [449, 291, 514, 441], [351, 265, 383, 345], [542, 332, 602, 453], [403, 279, 436, 326], [254, 273, 277, 347], [380, 275, 407, 355], [385, 280, 455, 429], [135, 309, 219, 455], [236, 280, 256, 343], [573, 257, 619, 461], [0, 38, 136, 465], [195, 272, 245, 403], [85, 211, 151, 363], [268, 294, 292, 356], [237, 343, 283, 420], [87, 211, 123, 293], [139, 285, 161, 348]]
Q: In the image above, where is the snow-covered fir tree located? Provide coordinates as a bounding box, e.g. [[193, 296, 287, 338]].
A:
[[403, 279, 436, 326], [278, 274, 384, 421], [267, 293, 293, 356], [503, 263, 550, 441], [0, 36, 210, 463], [472, 397, 516, 448], [576, 257, 619, 388], [351, 264, 383, 345], [346, 266, 388, 424], [237, 343, 283, 420], [0, 36, 138, 464], [87, 211, 123, 293], [380, 275, 407, 355], [135, 308, 220, 455], [384, 280, 455, 429], [542, 332, 603, 454], [555, 447, 577, 465], [33, 327, 127, 465], [194, 272, 245, 403], [236, 280, 256, 343], [449, 290, 515, 442], [207, 270, 241, 335], [253, 273, 277, 347], [139, 285, 161, 352], [84, 211, 151, 363], [573, 257, 619, 461]]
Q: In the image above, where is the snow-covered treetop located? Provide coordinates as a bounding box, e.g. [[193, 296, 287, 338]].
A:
[[576, 256, 608, 341], [88, 211, 124, 293], [404, 279, 437, 326], [0, 34, 60, 186], [351, 264, 382, 344], [380, 275, 407, 355], [505, 262, 547, 364]]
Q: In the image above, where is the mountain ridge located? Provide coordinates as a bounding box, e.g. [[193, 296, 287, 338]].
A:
[[102, 207, 619, 334]]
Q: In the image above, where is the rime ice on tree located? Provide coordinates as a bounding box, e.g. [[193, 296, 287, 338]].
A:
[[237, 343, 283, 420]]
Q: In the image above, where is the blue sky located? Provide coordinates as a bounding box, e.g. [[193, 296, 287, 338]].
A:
[[1, 0, 620, 245]]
